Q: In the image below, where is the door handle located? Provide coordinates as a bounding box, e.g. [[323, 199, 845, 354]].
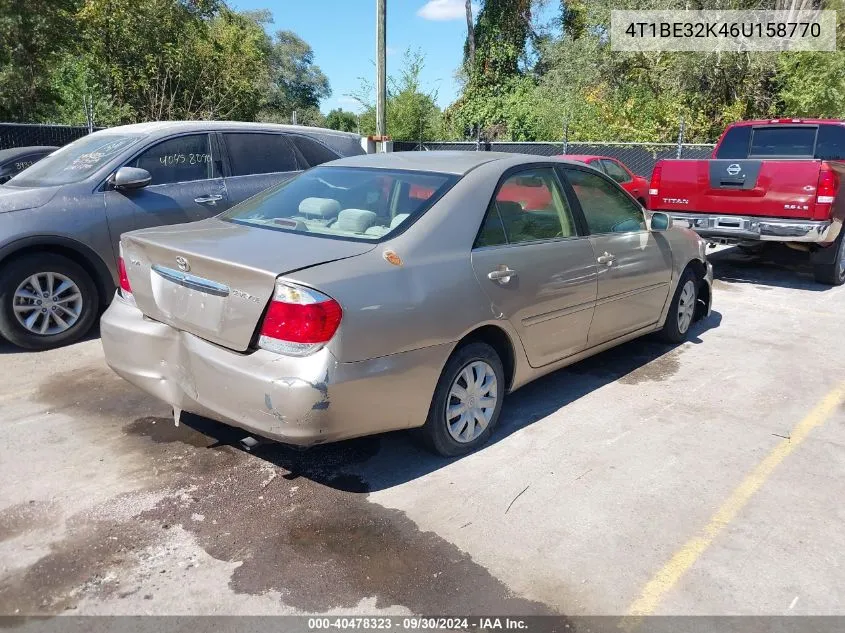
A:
[[596, 252, 616, 266], [194, 194, 223, 205], [488, 267, 517, 284]]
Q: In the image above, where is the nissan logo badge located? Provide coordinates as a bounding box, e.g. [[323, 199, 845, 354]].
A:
[[726, 163, 741, 176]]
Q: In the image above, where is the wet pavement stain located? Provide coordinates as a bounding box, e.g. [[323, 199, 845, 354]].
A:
[[0, 516, 156, 614], [138, 457, 559, 615], [0, 502, 57, 544], [36, 363, 168, 422], [26, 374, 561, 616]]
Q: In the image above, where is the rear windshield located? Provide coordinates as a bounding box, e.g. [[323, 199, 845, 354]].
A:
[[715, 124, 845, 160], [220, 166, 458, 241], [7, 133, 142, 187]]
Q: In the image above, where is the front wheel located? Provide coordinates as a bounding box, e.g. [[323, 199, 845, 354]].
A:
[[418, 342, 505, 457], [0, 254, 99, 350], [657, 269, 698, 344]]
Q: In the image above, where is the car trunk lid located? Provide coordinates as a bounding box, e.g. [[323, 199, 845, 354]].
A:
[[121, 218, 375, 351]]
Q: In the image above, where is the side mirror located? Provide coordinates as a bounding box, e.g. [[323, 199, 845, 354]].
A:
[[648, 212, 672, 232], [110, 166, 151, 191]]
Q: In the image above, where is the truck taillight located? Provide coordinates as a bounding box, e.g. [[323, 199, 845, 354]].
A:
[[815, 163, 838, 220], [117, 245, 135, 305], [258, 280, 342, 356], [817, 163, 837, 203], [649, 162, 662, 196]]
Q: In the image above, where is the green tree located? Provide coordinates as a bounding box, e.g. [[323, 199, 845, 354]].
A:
[[0, 0, 80, 121], [259, 30, 331, 121], [325, 109, 359, 132], [353, 49, 443, 142]]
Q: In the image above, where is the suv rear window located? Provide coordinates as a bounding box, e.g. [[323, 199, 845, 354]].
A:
[[220, 166, 457, 242]]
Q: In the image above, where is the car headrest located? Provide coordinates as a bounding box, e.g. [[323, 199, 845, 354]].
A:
[[496, 201, 523, 219], [390, 213, 410, 228], [299, 197, 341, 218], [334, 209, 377, 233]]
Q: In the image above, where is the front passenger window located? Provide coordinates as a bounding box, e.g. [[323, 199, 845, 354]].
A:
[[130, 134, 217, 185], [563, 168, 646, 234]]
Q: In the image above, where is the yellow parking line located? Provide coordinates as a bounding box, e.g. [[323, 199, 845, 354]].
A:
[[627, 382, 845, 617]]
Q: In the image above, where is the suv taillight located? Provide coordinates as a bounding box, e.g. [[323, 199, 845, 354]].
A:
[[117, 245, 135, 305], [258, 280, 342, 356], [815, 162, 839, 220], [649, 162, 662, 197]]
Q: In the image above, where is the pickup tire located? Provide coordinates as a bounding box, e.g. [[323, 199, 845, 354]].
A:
[[658, 268, 698, 344], [812, 232, 845, 286], [0, 253, 99, 350]]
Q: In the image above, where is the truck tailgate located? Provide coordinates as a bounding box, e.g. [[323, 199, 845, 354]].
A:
[[652, 159, 824, 219]]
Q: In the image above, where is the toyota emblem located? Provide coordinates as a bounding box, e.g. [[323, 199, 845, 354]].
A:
[[726, 163, 741, 176], [175, 256, 190, 272]]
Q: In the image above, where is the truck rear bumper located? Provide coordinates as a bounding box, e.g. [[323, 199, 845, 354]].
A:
[[667, 213, 841, 244]]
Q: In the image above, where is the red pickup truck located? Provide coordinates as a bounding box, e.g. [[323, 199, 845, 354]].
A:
[[649, 119, 845, 285]]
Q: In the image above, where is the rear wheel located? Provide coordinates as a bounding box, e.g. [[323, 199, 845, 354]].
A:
[[418, 342, 505, 457], [0, 254, 99, 350], [658, 268, 698, 344], [813, 232, 845, 286]]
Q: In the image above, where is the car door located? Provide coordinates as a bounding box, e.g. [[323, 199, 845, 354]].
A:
[[104, 132, 228, 239], [470, 167, 598, 368], [221, 132, 301, 206], [558, 165, 672, 347], [600, 158, 645, 201]]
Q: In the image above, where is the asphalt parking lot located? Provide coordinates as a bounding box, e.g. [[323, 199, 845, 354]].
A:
[[1, 245, 844, 617]]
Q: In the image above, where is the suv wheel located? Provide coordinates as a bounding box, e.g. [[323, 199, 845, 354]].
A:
[[0, 254, 99, 350]]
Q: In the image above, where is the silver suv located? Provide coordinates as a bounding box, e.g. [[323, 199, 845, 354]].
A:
[[0, 121, 364, 350]]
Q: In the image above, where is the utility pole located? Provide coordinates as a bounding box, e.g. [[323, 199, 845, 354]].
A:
[[376, 0, 386, 150]]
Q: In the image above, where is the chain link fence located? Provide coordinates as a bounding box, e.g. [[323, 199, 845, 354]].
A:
[[1, 122, 716, 177], [0, 123, 105, 150], [392, 141, 715, 177]]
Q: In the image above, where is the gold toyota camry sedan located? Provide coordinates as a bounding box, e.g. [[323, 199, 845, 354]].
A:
[[101, 151, 713, 456]]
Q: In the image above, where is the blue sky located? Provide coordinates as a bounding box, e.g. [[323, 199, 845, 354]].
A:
[[227, 0, 480, 114]]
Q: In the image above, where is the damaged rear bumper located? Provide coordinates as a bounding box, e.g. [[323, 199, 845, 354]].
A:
[[100, 295, 449, 446]]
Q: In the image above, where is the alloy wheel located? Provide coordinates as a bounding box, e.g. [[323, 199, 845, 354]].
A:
[[13, 272, 83, 336]]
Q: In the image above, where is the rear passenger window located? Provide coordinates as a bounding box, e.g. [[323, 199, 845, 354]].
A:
[[815, 124, 845, 160], [564, 168, 646, 234], [291, 135, 339, 167], [224, 133, 298, 176], [130, 134, 217, 185], [600, 159, 631, 184], [714, 126, 751, 159], [475, 168, 577, 247]]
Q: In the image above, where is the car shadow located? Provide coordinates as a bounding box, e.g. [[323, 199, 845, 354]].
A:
[[708, 244, 833, 292], [0, 323, 102, 355], [180, 310, 723, 494]]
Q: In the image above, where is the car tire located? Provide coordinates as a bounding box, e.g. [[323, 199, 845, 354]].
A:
[[812, 232, 845, 286], [657, 268, 698, 344], [0, 253, 99, 350], [418, 342, 505, 457]]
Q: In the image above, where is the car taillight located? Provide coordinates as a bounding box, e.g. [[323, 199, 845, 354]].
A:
[[649, 162, 662, 196], [258, 280, 342, 356], [117, 246, 135, 305]]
